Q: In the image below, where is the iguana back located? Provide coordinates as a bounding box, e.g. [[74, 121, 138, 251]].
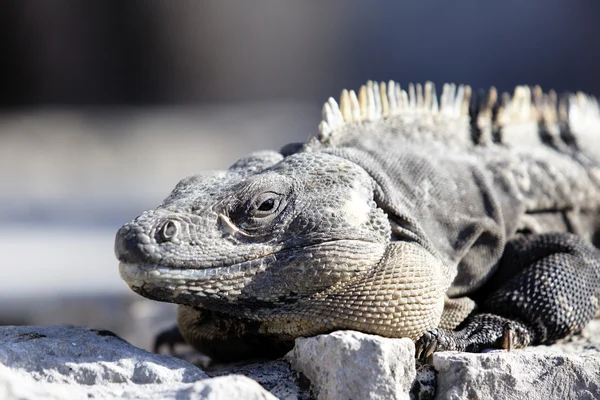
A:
[[311, 81, 600, 296]]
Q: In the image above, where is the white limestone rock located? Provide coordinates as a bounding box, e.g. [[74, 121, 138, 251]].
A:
[[5, 322, 600, 400], [0, 325, 277, 400], [286, 330, 416, 400], [207, 360, 304, 400], [1, 366, 277, 400], [433, 350, 600, 400], [0, 365, 75, 400], [165, 375, 279, 400], [0, 325, 207, 385], [432, 320, 600, 400]]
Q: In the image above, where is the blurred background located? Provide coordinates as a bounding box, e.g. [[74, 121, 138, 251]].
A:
[[1, 0, 599, 350]]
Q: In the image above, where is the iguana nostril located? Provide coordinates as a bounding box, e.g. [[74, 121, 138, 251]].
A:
[[157, 220, 180, 242], [114, 226, 147, 263]]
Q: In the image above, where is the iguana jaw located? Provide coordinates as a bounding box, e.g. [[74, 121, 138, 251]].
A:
[[119, 239, 387, 309], [118, 255, 274, 305]]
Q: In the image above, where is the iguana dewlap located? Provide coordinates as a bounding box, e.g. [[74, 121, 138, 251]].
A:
[[115, 81, 600, 361]]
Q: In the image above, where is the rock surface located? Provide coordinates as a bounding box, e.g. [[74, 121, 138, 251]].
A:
[[433, 320, 600, 400], [2, 322, 600, 399], [0, 325, 207, 385], [208, 360, 307, 400], [0, 325, 276, 399], [411, 363, 436, 400], [287, 330, 416, 400], [434, 350, 600, 400]]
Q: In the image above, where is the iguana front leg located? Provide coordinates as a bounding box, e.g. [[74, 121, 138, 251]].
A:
[[157, 306, 294, 362], [416, 233, 600, 360]]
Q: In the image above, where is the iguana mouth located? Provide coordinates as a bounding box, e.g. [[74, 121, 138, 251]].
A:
[[119, 239, 385, 304], [119, 238, 379, 281], [118, 253, 277, 307], [120, 237, 380, 274], [119, 255, 274, 291]]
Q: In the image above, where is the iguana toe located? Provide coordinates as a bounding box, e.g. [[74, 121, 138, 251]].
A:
[[416, 313, 533, 362], [416, 328, 458, 362]]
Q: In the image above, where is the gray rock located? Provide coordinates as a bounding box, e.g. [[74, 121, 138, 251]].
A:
[[0, 325, 207, 385], [0, 367, 277, 400], [0, 365, 75, 400], [429, 320, 600, 400], [208, 360, 306, 400], [5, 323, 600, 399], [0, 325, 277, 399], [434, 343, 600, 400], [287, 330, 416, 400], [411, 362, 436, 400], [158, 375, 279, 400]]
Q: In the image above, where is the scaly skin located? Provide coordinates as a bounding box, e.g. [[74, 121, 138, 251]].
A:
[[116, 81, 600, 361], [117, 151, 450, 358]]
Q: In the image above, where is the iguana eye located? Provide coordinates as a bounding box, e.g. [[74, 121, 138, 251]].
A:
[[251, 192, 281, 218], [258, 198, 275, 211], [156, 219, 180, 242]]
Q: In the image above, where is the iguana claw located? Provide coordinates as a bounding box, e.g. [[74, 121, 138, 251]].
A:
[[415, 314, 532, 362], [415, 328, 457, 362]]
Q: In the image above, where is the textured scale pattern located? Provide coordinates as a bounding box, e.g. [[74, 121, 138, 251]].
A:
[[115, 80, 600, 362], [303, 242, 447, 340], [483, 234, 600, 343]]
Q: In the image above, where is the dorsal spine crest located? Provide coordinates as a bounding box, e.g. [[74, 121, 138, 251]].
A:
[[318, 81, 600, 147]]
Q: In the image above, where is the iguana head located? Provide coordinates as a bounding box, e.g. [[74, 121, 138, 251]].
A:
[[116, 150, 391, 310]]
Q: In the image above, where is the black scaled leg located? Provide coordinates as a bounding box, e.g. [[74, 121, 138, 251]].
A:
[[177, 306, 294, 362], [417, 233, 600, 361]]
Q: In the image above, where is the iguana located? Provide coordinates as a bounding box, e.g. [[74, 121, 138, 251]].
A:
[[115, 81, 600, 362]]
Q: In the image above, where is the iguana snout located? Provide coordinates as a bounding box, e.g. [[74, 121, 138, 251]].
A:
[[114, 211, 177, 264]]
